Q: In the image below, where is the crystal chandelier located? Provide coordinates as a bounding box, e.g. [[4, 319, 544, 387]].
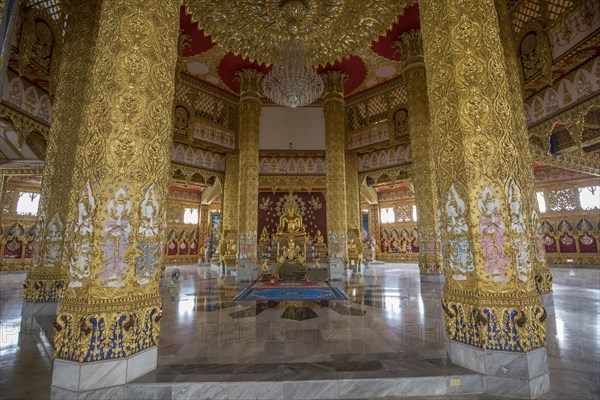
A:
[[262, 39, 324, 108]]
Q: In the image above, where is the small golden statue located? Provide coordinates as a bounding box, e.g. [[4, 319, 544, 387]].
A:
[[259, 227, 270, 243], [225, 238, 236, 254], [262, 260, 269, 274], [314, 229, 324, 244], [279, 237, 304, 263]]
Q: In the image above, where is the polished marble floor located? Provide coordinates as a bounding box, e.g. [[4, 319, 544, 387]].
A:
[[0, 263, 599, 399]]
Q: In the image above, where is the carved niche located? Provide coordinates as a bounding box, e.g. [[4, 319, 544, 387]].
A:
[[18, 9, 62, 95]]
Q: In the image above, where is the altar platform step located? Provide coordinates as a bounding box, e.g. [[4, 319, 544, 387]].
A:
[[51, 367, 484, 399]]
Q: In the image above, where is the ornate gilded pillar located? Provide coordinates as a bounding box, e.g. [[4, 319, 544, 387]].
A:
[[322, 71, 348, 260], [199, 204, 210, 244], [346, 152, 362, 253], [397, 30, 444, 280], [420, 0, 549, 395], [236, 69, 262, 262], [51, 0, 179, 389], [220, 153, 239, 266], [494, 0, 553, 297], [23, 0, 103, 303]]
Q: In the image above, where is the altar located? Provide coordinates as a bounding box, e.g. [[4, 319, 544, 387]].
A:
[[257, 193, 327, 263]]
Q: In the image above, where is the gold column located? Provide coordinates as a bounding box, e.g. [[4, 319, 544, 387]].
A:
[[494, 1, 553, 295], [199, 204, 210, 247], [397, 30, 443, 276], [420, 0, 546, 352], [221, 153, 239, 264], [23, 0, 104, 303], [322, 71, 348, 259], [236, 69, 262, 260], [369, 203, 380, 246], [345, 153, 361, 232], [53, 0, 179, 362]]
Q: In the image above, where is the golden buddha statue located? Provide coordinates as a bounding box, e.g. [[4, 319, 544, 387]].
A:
[[277, 195, 305, 235]]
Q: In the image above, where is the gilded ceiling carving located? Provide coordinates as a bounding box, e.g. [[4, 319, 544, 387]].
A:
[[182, 0, 416, 66]]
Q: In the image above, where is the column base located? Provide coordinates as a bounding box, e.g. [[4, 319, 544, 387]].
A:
[[236, 259, 255, 282], [420, 274, 445, 283], [448, 342, 550, 399], [328, 257, 345, 280], [52, 346, 157, 391], [20, 301, 59, 332], [541, 293, 556, 321]]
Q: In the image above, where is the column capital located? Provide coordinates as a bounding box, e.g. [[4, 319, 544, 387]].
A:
[[396, 29, 424, 70], [236, 69, 264, 101], [321, 71, 346, 102]]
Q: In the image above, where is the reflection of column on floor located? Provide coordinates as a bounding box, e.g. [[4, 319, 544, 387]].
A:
[[420, 0, 549, 397], [50, 0, 180, 392]]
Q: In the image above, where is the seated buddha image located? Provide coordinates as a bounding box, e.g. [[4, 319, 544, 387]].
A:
[[277, 197, 305, 236]]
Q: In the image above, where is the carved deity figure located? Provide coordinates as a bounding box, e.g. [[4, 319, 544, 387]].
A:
[[31, 216, 44, 267], [445, 184, 473, 280], [136, 185, 160, 285], [101, 188, 131, 287], [478, 187, 510, 281], [509, 181, 531, 282], [69, 181, 95, 287], [43, 213, 63, 267], [32, 20, 53, 71]]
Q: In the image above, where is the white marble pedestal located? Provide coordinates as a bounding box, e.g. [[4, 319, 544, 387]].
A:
[[328, 257, 344, 280], [448, 342, 550, 398], [21, 301, 58, 331], [52, 346, 157, 392], [236, 259, 255, 282]]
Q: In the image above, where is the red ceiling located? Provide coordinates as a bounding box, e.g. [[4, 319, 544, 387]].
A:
[[179, 8, 214, 57], [180, 4, 421, 96], [371, 3, 421, 61], [217, 53, 271, 94], [316, 56, 367, 94]]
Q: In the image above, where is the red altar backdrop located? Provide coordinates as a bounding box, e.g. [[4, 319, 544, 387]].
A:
[[258, 192, 327, 240]]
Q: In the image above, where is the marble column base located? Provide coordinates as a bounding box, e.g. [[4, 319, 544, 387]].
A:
[[420, 274, 445, 283], [328, 258, 344, 280], [541, 293, 555, 316], [52, 346, 157, 391], [448, 341, 550, 398], [20, 301, 58, 333], [236, 259, 255, 282]]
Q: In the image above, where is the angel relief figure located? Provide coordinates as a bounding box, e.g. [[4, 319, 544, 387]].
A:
[[445, 184, 473, 280], [478, 187, 510, 282], [69, 181, 95, 287], [136, 185, 160, 285], [101, 188, 131, 287], [508, 181, 531, 282]]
